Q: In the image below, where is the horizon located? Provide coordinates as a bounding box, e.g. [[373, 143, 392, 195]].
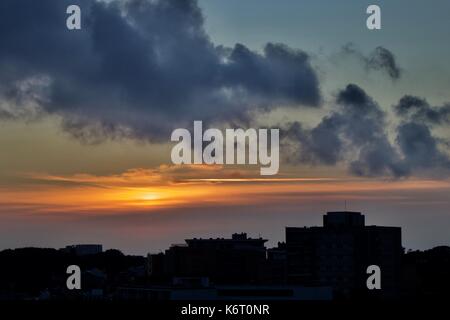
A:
[[1, 209, 448, 256]]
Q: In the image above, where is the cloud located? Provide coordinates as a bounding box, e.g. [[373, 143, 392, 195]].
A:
[[282, 84, 450, 178], [22, 164, 259, 188], [393, 96, 450, 174], [283, 84, 406, 177], [341, 43, 402, 80], [396, 122, 450, 171], [0, 0, 321, 142], [394, 95, 450, 125]]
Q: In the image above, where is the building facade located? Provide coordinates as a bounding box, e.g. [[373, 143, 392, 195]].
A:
[[161, 233, 268, 284], [286, 211, 402, 298]]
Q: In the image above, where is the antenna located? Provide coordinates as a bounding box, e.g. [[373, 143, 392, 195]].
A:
[[345, 200, 347, 211]]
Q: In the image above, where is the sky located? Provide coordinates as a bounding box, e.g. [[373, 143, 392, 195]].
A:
[[0, 0, 449, 254]]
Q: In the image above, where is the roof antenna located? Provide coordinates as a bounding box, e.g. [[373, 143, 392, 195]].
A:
[[345, 200, 347, 211]]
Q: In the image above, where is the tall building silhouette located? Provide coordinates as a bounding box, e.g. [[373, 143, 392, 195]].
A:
[[286, 211, 402, 298]]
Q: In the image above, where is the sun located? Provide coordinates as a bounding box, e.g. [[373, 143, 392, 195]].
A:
[[141, 193, 160, 201]]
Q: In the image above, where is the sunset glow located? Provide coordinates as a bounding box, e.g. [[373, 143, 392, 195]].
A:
[[2, 167, 449, 215]]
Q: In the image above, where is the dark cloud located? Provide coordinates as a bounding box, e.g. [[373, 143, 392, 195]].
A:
[[396, 122, 450, 171], [394, 95, 450, 125], [283, 84, 450, 177], [392, 95, 450, 175], [0, 0, 321, 142], [342, 43, 402, 80], [283, 84, 406, 177], [282, 119, 343, 165]]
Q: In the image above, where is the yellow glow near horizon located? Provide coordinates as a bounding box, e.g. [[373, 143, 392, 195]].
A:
[[1, 167, 450, 216]]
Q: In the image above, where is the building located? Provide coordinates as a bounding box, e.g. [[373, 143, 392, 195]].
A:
[[260, 242, 287, 284], [286, 211, 402, 299], [154, 233, 268, 284]]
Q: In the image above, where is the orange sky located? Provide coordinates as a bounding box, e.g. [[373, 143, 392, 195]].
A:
[[2, 164, 449, 215]]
